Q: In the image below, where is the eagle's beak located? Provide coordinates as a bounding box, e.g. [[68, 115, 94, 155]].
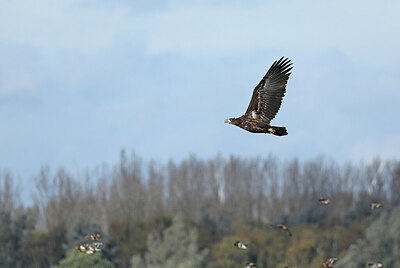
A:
[[224, 119, 231, 124]]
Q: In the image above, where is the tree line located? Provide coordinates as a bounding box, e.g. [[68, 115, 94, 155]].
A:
[[1, 151, 399, 267]]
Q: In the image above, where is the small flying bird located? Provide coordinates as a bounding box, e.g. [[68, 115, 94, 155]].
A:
[[245, 262, 256, 268], [225, 57, 293, 136], [85, 233, 102, 241], [321, 257, 338, 267], [89, 242, 103, 252], [318, 197, 330, 205], [84, 248, 96, 255], [234, 240, 248, 249], [74, 242, 96, 255], [370, 203, 383, 210], [74, 246, 87, 253], [92, 242, 103, 248], [368, 263, 383, 268], [271, 224, 292, 237], [79, 242, 90, 251]]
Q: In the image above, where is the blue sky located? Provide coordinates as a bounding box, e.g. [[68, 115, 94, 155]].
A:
[[0, 0, 399, 180]]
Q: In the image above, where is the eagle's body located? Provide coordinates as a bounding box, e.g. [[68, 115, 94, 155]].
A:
[[225, 57, 293, 136]]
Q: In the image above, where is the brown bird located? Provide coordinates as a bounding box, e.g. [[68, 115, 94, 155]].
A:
[[85, 233, 102, 241], [74, 246, 85, 252], [318, 197, 330, 205], [370, 203, 383, 210], [225, 57, 293, 135], [79, 242, 90, 251], [271, 224, 292, 237], [321, 257, 338, 267], [74, 242, 96, 255]]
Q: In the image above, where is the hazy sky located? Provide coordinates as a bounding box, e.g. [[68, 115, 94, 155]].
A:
[[1, 0, 399, 180]]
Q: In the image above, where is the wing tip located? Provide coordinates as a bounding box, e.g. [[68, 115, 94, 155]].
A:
[[268, 57, 293, 75]]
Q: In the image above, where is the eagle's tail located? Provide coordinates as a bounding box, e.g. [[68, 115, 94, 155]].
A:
[[268, 126, 288, 136]]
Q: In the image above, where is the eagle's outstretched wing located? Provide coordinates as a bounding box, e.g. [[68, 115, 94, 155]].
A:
[[245, 57, 293, 123]]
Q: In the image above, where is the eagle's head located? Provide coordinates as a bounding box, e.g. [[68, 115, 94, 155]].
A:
[[224, 118, 240, 125]]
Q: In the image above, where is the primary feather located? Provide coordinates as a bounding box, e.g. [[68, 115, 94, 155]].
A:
[[246, 57, 293, 123]]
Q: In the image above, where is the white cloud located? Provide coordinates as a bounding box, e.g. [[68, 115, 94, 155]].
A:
[[0, 0, 133, 54], [136, 0, 400, 66], [1, 0, 399, 64]]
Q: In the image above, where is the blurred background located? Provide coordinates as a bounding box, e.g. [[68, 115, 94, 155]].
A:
[[0, 1, 399, 267]]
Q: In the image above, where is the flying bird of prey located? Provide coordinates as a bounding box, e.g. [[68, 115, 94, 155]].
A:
[[370, 203, 383, 210], [368, 263, 383, 268], [271, 224, 292, 237], [234, 240, 248, 249], [321, 257, 338, 267], [225, 57, 293, 135], [318, 197, 330, 205]]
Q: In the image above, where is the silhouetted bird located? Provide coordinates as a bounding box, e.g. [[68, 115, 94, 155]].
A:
[[271, 224, 292, 236], [318, 197, 330, 205], [234, 240, 248, 249], [225, 57, 293, 135], [370, 203, 383, 210]]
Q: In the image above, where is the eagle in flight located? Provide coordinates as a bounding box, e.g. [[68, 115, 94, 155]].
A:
[[225, 57, 293, 136]]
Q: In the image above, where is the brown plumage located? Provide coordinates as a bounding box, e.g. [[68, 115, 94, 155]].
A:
[[271, 224, 292, 237], [225, 57, 293, 135], [85, 233, 102, 241], [74, 242, 96, 255], [321, 257, 338, 267]]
